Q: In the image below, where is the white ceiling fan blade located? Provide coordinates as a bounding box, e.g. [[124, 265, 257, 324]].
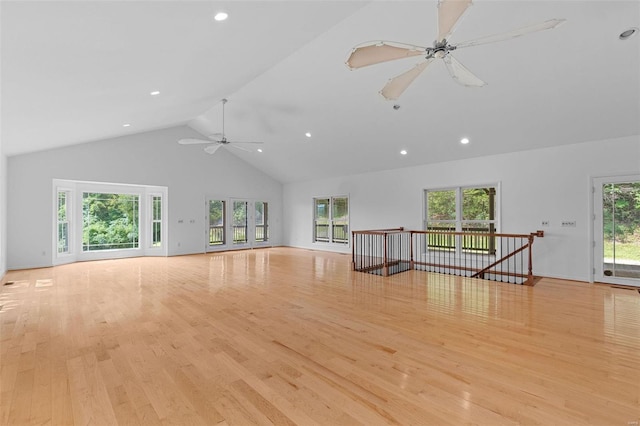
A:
[[437, 0, 473, 43], [204, 144, 222, 154], [380, 59, 434, 100], [178, 138, 213, 145], [346, 41, 425, 69], [228, 141, 264, 144], [444, 55, 485, 87], [228, 144, 251, 153], [454, 19, 566, 49]]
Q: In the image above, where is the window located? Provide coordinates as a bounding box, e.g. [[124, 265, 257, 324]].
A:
[[209, 200, 226, 246], [233, 200, 248, 244], [151, 195, 162, 247], [82, 192, 139, 251], [255, 201, 268, 242], [53, 180, 167, 264], [425, 186, 498, 253], [314, 196, 349, 244], [57, 190, 70, 253]]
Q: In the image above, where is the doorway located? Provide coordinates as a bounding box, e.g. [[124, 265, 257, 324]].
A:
[[593, 176, 640, 286], [206, 198, 270, 251]]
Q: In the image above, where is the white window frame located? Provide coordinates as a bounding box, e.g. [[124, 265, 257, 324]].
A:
[[53, 179, 168, 265], [205, 197, 273, 252], [424, 184, 500, 257], [56, 188, 73, 258], [148, 193, 164, 250], [313, 195, 350, 246], [254, 201, 269, 245]]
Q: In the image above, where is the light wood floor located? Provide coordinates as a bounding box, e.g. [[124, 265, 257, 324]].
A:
[[1, 247, 639, 425]]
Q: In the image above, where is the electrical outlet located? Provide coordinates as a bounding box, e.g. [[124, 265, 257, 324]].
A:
[[561, 221, 576, 227], [541, 220, 549, 227]]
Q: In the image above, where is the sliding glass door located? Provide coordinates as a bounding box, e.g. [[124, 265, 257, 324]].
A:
[[594, 176, 640, 286]]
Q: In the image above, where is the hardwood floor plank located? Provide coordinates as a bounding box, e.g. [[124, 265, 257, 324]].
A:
[[1, 247, 639, 425]]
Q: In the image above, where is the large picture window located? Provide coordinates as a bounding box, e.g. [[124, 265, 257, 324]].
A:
[[82, 192, 139, 251], [314, 196, 349, 244], [53, 180, 167, 264]]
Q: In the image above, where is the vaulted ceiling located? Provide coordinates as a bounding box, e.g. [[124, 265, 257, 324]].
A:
[[2, 1, 638, 183]]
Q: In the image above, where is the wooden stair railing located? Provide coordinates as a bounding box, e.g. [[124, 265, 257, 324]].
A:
[[352, 228, 543, 285]]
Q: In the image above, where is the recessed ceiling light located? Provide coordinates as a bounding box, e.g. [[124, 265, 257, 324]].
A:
[[619, 27, 638, 40], [150, 90, 160, 96], [122, 123, 131, 127], [460, 137, 470, 145], [257, 148, 263, 153], [400, 150, 407, 155], [214, 12, 228, 21], [305, 132, 312, 138]]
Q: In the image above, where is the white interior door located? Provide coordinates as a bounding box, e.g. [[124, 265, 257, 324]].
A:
[[593, 176, 640, 286]]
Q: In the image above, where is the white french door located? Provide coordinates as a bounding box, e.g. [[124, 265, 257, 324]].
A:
[[593, 176, 640, 286], [206, 198, 270, 251]]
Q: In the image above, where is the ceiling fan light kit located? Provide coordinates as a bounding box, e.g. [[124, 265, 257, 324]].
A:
[[346, 0, 565, 100]]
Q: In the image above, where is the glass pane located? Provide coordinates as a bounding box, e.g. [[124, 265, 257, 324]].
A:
[[314, 198, 330, 242], [603, 182, 640, 279], [58, 222, 68, 253], [462, 187, 495, 221], [209, 200, 225, 245], [57, 191, 69, 253], [332, 197, 349, 244], [233, 201, 248, 244], [461, 221, 496, 254], [153, 196, 161, 220], [255, 202, 268, 242], [82, 193, 139, 251], [315, 198, 329, 220], [152, 222, 161, 247], [58, 192, 67, 221], [427, 190, 456, 221], [426, 221, 456, 251]]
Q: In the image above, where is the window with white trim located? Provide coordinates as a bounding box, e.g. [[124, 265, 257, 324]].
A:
[[314, 196, 349, 244], [53, 180, 167, 264], [255, 201, 268, 243], [57, 190, 70, 254], [151, 195, 162, 247], [425, 185, 498, 253]]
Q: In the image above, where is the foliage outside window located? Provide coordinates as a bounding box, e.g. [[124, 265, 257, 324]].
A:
[[233, 201, 248, 244], [255, 201, 269, 242], [209, 200, 226, 245], [82, 192, 139, 251], [603, 182, 640, 263], [57, 191, 70, 253], [314, 196, 349, 244], [425, 186, 497, 254]]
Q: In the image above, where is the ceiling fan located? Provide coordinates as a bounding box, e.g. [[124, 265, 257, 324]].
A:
[[346, 0, 565, 100], [178, 98, 263, 154]]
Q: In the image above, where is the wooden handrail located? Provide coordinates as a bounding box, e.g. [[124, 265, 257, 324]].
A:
[[410, 230, 532, 239], [352, 228, 544, 285]]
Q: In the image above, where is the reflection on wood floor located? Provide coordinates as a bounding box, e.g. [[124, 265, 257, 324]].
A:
[[1, 247, 639, 425]]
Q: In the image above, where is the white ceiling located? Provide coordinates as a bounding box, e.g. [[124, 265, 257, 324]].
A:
[[2, 1, 639, 183]]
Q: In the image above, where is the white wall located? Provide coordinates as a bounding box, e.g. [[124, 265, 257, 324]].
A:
[[0, 149, 7, 279], [283, 135, 640, 282], [7, 125, 283, 270]]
